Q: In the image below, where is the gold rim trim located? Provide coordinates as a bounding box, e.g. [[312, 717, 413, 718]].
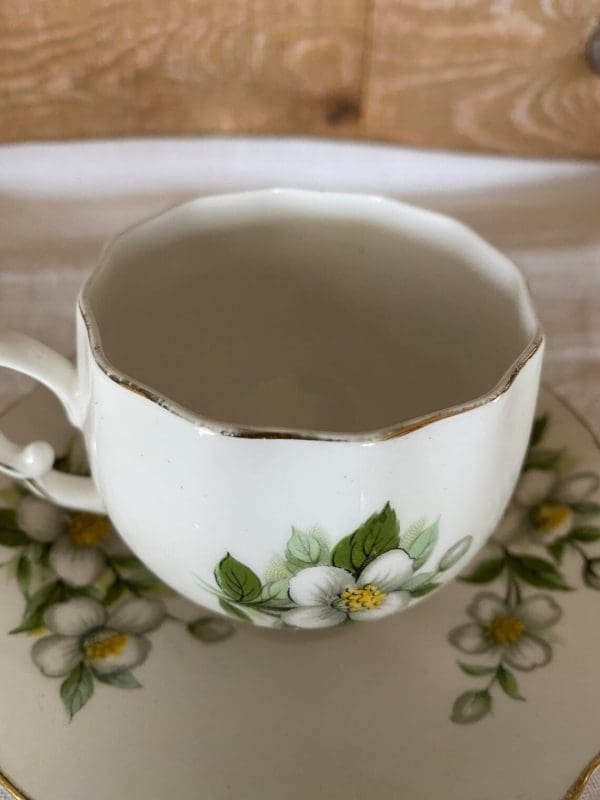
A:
[[79, 297, 544, 442], [562, 750, 600, 800], [77, 189, 545, 443], [0, 770, 33, 800]]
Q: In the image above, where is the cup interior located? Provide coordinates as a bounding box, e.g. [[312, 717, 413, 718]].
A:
[[83, 191, 539, 435]]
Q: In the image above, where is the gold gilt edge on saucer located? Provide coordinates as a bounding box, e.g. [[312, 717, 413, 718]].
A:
[[0, 771, 31, 800], [1, 386, 599, 800]]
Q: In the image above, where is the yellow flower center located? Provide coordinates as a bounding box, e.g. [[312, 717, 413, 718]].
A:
[[84, 633, 128, 660], [340, 584, 386, 613], [485, 615, 525, 646], [67, 512, 110, 547], [530, 502, 570, 533]]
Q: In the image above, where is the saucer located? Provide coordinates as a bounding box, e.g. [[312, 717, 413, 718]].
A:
[[1, 384, 599, 800]]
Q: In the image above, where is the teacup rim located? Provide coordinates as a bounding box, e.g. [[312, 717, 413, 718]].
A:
[[78, 188, 544, 443]]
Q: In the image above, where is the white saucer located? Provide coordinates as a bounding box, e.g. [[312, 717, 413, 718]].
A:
[[1, 385, 599, 800]]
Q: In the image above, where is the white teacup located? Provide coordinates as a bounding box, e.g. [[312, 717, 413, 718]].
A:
[[0, 190, 543, 629]]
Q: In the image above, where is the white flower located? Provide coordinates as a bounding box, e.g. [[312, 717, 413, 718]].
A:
[[17, 496, 114, 586], [281, 550, 413, 629], [17, 496, 65, 543], [494, 470, 599, 545], [32, 596, 165, 677], [449, 591, 561, 671]]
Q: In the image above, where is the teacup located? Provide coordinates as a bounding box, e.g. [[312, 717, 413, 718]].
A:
[[0, 190, 543, 629]]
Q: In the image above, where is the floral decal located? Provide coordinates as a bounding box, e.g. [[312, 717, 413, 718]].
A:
[[450, 414, 600, 724], [0, 439, 235, 720], [202, 504, 474, 628]]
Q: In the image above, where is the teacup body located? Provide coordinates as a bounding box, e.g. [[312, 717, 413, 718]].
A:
[[0, 190, 543, 629]]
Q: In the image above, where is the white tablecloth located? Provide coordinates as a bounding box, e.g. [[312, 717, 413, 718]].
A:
[[0, 138, 599, 800]]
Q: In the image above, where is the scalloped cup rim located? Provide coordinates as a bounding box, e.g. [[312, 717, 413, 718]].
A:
[[78, 188, 544, 443]]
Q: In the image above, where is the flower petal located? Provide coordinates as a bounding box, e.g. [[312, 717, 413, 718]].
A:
[[288, 566, 353, 606], [448, 623, 493, 654], [350, 590, 410, 621], [503, 634, 551, 672], [517, 594, 562, 631], [466, 592, 507, 624], [17, 497, 65, 543], [515, 470, 556, 506], [43, 597, 106, 636], [553, 472, 600, 503], [281, 605, 346, 629], [357, 550, 413, 592], [107, 598, 166, 634], [31, 635, 81, 677], [49, 534, 107, 587], [87, 633, 151, 674]]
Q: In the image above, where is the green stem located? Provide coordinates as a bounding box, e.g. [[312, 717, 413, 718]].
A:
[[485, 660, 503, 691], [504, 567, 522, 607], [165, 613, 186, 625], [569, 540, 588, 559], [105, 557, 141, 597]]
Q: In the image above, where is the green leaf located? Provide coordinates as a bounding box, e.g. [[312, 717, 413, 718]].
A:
[[0, 509, 28, 548], [570, 501, 600, 516], [330, 536, 353, 571], [218, 597, 252, 623], [547, 538, 567, 564], [496, 664, 525, 701], [104, 579, 125, 605], [259, 579, 291, 606], [438, 536, 473, 571], [508, 553, 571, 591], [69, 585, 104, 601], [401, 571, 436, 591], [187, 616, 235, 643], [109, 555, 143, 570], [461, 558, 505, 584], [60, 663, 94, 719], [569, 526, 600, 542], [125, 571, 161, 592], [450, 690, 492, 724], [409, 581, 441, 597], [10, 580, 68, 633], [529, 415, 549, 448], [285, 529, 322, 570], [331, 503, 399, 574], [458, 662, 496, 676], [582, 558, 600, 590], [215, 554, 262, 602], [524, 448, 563, 471], [407, 520, 439, 563], [398, 517, 426, 551], [92, 669, 142, 689], [16, 555, 31, 597]]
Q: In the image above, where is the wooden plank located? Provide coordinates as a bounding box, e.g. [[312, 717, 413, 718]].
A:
[[0, 0, 368, 142], [364, 0, 600, 157], [0, 0, 599, 155]]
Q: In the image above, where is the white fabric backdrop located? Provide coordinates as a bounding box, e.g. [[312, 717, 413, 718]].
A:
[[0, 138, 599, 799]]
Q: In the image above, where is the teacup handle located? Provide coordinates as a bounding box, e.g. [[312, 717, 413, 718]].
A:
[[0, 331, 105, 513]]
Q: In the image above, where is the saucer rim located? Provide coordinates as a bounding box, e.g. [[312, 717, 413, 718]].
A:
[[0, 383, 598, 800]]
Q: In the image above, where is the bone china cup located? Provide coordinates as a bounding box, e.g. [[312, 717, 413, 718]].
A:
[[0, 190, 543, 630]]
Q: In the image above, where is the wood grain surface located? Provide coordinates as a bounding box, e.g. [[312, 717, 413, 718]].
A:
[[0, 0, 599, 156], [366, 0, 600, 157]]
